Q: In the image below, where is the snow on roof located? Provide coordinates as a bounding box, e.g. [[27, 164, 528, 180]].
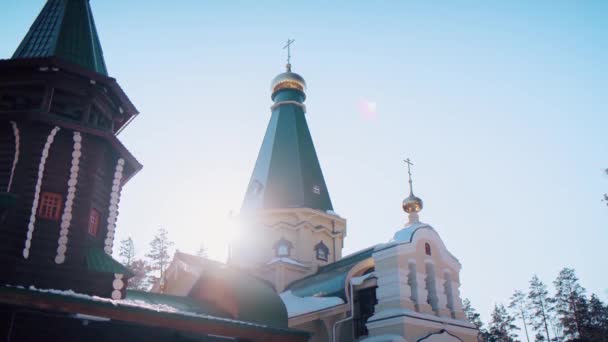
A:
[[267, 257, 307, 267], [280, 290, 344, 318], [390, 221, 431, 243], [325, 210, 342, 218], [349, 272, 376, 286], [6, 285, 269, 329]]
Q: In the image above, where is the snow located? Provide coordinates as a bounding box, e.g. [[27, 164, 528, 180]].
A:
[[350, 272, 376, 286], [390, 222, 431, 243], [325, 210, 342, 217], [266, 257, 307, 267], [5, 285, 268, 328], [280, 290, 344, 317]]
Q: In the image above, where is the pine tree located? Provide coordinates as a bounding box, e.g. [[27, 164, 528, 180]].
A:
[[553, 268, 587, 340], [463, 298, 488, 341], [119, 237, 136, 266], [587, 294, 608, 342], [127, 259, 152, 290], [487, 303, 520, 341], [510, 290, 532, 342], [528, 275, 553, 342], [146, 227, 174, 286]]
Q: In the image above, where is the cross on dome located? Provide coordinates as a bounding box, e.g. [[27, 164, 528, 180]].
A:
[[402, 158, 423, 222], [283, 39, 295, 71]]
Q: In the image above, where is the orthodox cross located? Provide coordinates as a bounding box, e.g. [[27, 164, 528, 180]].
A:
[[283, 39, 295, 66], [404, 158, 414, 194]]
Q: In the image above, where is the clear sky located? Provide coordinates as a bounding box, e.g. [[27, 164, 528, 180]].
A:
[[2, 0, 607, 325]]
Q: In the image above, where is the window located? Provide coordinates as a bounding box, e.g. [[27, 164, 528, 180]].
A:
[[425, 243, 432, 256], [51, 88, 88, 121], [273, 238, 293, 257], [38, 192, 62, 220], [88, 208, 100, 236], [314, 241, 329, 261]]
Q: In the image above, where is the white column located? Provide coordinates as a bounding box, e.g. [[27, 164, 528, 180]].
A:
[[23, 126, 60, 259], [7, 121, 20, 192], [112, 273, 124, 300], [55, 132, 82, 264], [104, 158, 125, 255]]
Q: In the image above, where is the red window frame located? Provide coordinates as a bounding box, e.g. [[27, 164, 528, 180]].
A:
[[38, 192, 63, 221], [88, 208, 100, 237]]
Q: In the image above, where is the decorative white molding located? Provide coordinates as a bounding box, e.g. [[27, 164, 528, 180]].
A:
[[271, 101, 306, 111], [104, 158, 124, 255], [23, 126, 60, 259], [7, 121, 20, 192], [55, 132, 82, 264], [111, 273, 124, 299]]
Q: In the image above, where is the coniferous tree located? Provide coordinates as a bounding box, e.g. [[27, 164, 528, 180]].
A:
[[128, 259, 152, 290], [463, 298, 488, 341], [146, 227, 174, 286], [529, 275, 553, 342], [587, 294, 608, 342], [510, 290, 532, 342], [487, 303, 520, 342], [119, 237, 136, 266], [553, 268, 587, 340]]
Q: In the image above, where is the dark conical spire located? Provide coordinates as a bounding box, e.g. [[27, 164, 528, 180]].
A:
[[12, 0, 108, 76], [242, 66, 333, 212]]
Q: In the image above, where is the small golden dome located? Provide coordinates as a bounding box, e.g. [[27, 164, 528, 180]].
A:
[[271, 66, 306, 95], [402, 194, 423, 213]]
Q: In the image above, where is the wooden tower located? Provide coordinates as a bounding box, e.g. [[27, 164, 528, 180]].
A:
[[0, 0, 140, 299]]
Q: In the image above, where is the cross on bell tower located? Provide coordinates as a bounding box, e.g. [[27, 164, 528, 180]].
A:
[[402, 158, 423, 224], [283, 39, 295, 71]]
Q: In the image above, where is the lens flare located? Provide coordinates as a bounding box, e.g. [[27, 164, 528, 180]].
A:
[[358, 99, 378, 120]]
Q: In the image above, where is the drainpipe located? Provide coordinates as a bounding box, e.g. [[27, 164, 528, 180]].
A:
[[332, 280, 355, 342]]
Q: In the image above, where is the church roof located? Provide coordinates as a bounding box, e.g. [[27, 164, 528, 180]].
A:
[[285, 246, 375, 301], [12, 0, 109, 76], [242, 88, 333, 212], [166, 251, 291, 329], [0, 285, 309, 341], [85, 247, 134, 277]]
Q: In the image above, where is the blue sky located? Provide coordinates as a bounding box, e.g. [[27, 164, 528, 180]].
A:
[[2, 0, 607, 325]]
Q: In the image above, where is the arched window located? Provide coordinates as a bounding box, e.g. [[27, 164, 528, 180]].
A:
[[273, 238, 293, 258], [277, 244, 289, 257], [314, 241, 329, 261], [425, 243, 432, 256]]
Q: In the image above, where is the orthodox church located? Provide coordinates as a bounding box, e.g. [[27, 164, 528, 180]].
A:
[[0, 1, 478, 341]]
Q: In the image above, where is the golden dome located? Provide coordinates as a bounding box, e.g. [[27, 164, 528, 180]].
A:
[[402, 194, 423, 214], [271, 66, 306, 95]]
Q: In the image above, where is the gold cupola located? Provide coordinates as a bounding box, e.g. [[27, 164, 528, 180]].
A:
[[271, 63, 307, 95], [402, 158, 423, 223]]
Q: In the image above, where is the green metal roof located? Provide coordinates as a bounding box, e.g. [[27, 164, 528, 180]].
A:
[[286, 246, 375, 300], [126, 290, 226, 317], [176, 251, 289, 329], [86, 247, 133, 277], [242, 88, 333, 212], [12, 0, 109, 76], [0, 285, 309, 338]]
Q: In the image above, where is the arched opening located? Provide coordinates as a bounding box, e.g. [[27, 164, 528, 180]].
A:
[[425, 242, 432, 256]]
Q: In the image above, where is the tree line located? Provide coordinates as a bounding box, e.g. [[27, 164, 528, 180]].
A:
[[463, 268, 608, 342], [118, 227, 207, 290]]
